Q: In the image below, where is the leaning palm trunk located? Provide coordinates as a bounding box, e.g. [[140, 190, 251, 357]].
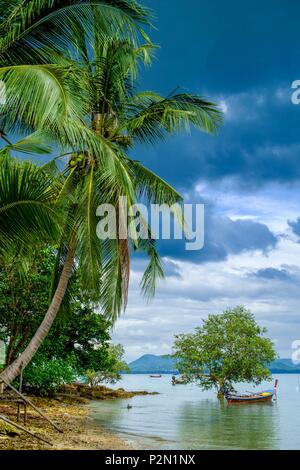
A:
[[0, 245, 75, 387]]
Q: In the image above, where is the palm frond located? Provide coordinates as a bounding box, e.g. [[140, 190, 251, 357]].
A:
[[76, 162, 103, 298], [0, 158, 61, 251], [126, 92, 223, 144], [5, 131, 53, 155], [0, 1, 152, 64], [123, 157, 186, 233], [129, 159, 183, 205], [0, 64, 87, 135], [0, 1, 21, 20], [139, 238, 164, 301], [99, 239, 123, 321], [87, 40, 155, 122]]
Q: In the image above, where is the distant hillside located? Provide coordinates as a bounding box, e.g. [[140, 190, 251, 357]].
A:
[[269, 359, 300, 373], [127, 354, 300, 374], [127, 354, 178, 374]]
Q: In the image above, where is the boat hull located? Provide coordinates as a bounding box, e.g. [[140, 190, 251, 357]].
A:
[[226, 381, 278, 404], [226, 393, 274, 404]]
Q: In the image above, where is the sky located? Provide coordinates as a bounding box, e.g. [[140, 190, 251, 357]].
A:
[[112, 0, 300, 361]]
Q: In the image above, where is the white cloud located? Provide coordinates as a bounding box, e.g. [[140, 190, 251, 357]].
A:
[[219, 100, 228, 114], [195, 179, 300, 233], [112, 182, 300, 363]]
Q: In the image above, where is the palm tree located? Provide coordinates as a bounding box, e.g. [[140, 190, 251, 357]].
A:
[[45, 36, 222, 302], [0, 41, 222, 384], [0, 0, 152, 386], [0, 13, 222, 385], [0, 0, 153, 249]]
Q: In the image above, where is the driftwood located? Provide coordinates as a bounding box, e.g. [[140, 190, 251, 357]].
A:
[[0, 414, 51, 445], [0, 377, 63, 433]]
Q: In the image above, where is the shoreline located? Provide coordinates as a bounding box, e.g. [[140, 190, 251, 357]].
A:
[[0, 395, 133, 450], [0, 383, 159, 450]]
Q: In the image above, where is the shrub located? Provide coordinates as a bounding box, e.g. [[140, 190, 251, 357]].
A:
[[22, 356, 76, 397]]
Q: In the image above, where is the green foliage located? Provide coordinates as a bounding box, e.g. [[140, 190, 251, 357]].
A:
[[42, 36, 222, 318], [0, 246, 58, 365], [0, 1, 223, 382], [0, 157, 60, 252], [21, 306, 127, 395], [0, 247, 127, 395], [86, 344, 128, 386], [0, 1, 151, 65], [173, 306, 277, 395], [0, 9, 223, 322], [22, 356, 76, 397], [39, 304, 115, 374]]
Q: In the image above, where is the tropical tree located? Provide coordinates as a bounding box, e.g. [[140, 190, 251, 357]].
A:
[[0, 0, 152, 385], [0, 244, 128, 395], [0, 0, 151, 245], [0, 7, 222, 385], [0, 247, 57, 367], [86, 344, 128, 386], [173, 306, 277, 397]]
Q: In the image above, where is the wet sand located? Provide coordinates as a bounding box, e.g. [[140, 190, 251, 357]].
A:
[[0, 396, 133, 450]]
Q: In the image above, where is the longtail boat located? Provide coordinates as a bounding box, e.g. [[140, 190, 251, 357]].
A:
[[225, 379, 278, 404], [171, 376, 186, 385]]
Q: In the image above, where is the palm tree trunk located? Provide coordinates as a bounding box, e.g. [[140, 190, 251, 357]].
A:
[[0, 245, 76, 386]]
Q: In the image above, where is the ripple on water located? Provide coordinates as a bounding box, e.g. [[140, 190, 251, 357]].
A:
[[90, 374, 300, 450]]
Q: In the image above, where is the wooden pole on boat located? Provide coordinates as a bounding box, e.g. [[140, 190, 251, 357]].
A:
[[274, 379, 278, 400]]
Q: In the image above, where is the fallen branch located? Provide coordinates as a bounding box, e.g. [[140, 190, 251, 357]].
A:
[[0, 414, 52, 446], [0, 378, 63, 433]]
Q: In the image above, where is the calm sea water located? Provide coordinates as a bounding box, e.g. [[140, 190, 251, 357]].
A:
[[89, 374, 300, 450]]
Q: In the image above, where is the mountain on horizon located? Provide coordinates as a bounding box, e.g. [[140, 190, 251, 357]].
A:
[[127, 354, 300, 374], [127, 354, 178, 374]]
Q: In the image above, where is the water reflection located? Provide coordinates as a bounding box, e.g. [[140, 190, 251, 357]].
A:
[[90, 375, 299, 450], [177, 398, 279, 449]]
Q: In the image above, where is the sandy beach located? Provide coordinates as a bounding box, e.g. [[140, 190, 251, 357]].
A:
[[0, 396, 132, 450]]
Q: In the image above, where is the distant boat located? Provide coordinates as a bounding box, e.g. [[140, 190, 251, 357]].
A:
[[171, 376, 186, 385], [226, 379, 278, 404], [149, 374, 162, 378]]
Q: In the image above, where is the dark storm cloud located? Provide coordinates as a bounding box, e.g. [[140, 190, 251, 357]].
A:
[[132, 1, 300, 192], [113, 1, 300, 360], [143, 0, 300, 94], [132, 86, 300, 192], [157, 212, 277, 264]]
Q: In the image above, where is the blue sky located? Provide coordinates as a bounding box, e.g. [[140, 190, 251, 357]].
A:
[[111, 0, 300, 361]]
